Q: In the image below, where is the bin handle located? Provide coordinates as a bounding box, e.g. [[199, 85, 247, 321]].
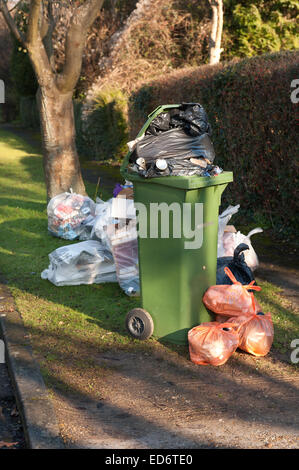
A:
[[120, 104, 181, 179]]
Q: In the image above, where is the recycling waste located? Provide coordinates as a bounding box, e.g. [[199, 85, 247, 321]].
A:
[[47, 191, 96, 240], [127, 103, 223, 178], [41, 240, 117, 286], [43, 182, 140, 296]]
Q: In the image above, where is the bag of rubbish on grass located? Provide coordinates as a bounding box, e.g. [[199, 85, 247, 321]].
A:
[[107, 219, 139, 296], [221, 228, 263, 271], [47, 191, 96, 240], [203, 266, 261, 317], [41, 240, 117, 286], [217, 244, 256, 286], [225, 310, 274, 357], [188, 322, 239, 366]]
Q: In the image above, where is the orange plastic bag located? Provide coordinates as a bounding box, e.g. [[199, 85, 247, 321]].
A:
[[203, 267, 261, 316], [188, 322, 239, 366], [214, 297, 263, 323], [227, 312, 274, 357]]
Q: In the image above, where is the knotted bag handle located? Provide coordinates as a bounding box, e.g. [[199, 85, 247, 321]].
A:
[[223, 267, 261, 292]]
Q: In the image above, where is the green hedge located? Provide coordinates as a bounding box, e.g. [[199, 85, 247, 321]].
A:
[[79, 88, 129, 161], [128, 51, 299, 234]]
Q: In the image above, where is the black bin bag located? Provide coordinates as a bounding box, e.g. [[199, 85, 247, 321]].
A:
[[135, 128, 215, 163], [216, 243, 256, 287]]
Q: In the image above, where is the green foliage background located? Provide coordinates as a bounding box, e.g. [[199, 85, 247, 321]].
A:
[[129, 50, 299, 235]]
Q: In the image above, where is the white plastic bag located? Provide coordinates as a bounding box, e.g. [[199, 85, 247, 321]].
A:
[[217, 205, 240, 257], [41, 240, 117, 286], [221, 228, 263, 271], [47, 192, 96, 240]]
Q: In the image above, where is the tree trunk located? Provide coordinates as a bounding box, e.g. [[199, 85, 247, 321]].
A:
[[209, 0, 223, 65], [36, 86, 86, 200]]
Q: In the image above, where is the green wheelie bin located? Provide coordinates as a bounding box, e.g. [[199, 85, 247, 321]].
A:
[[121, 105, 233, 345]]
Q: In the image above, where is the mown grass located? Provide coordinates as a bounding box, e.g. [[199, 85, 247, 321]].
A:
[[0, 128, 298, 397]]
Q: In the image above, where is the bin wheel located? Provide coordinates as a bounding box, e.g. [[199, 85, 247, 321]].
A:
[[125, 308, 154, 341]]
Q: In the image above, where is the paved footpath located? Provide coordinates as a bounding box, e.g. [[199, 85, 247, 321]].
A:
[[0, 332, 25, 449]]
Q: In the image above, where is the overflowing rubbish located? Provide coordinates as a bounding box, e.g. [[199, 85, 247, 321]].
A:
[[47, 192, 96, 240], [43, 184, 140, 296], [127, 103, 223, 178], [147, 103, 212, 137], [217, 204, 263, 270], [41, 240, 117, 286], [188, 322, 240, 366], [216, 243, 256, 286]]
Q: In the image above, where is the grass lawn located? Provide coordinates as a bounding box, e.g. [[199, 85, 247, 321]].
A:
[[0, 128, 298, 398]]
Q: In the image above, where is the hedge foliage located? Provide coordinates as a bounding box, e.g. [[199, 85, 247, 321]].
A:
[[79, 88, 128, 161], [128, 51, 299, 233]]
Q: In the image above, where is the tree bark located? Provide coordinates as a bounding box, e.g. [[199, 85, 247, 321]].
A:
[[209, 0, 223, 65], [36, 86, 86, 199], [0, 0, 104, 200]]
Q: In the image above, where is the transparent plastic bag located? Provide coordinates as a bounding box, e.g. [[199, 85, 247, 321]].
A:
[[41, 240, 117, 286], [47, 192, 96, 240], [188, 322, 239, 366], [107, 219, 139, 296], [226, 312, 274, 357], [203, 267, 261, 316], [90, 198, 114, 248]]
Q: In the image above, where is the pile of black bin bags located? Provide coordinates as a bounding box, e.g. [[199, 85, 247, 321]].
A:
[[128, 103, 223, 178]]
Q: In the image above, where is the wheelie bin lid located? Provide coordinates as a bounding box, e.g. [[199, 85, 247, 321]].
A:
[[120, 104, 233, 189]]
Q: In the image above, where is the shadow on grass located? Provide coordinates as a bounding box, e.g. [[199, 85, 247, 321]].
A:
[[0, 216, 298, 365]]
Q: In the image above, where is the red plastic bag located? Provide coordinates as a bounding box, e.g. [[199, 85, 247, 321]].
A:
[[188, 322, 239, 366], [227, 312, 274, 357], [203, 267, 261, 316]]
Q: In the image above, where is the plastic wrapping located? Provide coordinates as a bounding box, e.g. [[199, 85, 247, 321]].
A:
[[41, 240, 117, 286], [107, 219, 139, 296], [188, 322, 239, 366], [226, 312, 274, 357], [203, 267, 261, 316], [47, 192, 96, 240], [216, 243, 256, 286], [90, 198, 114, 248]]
